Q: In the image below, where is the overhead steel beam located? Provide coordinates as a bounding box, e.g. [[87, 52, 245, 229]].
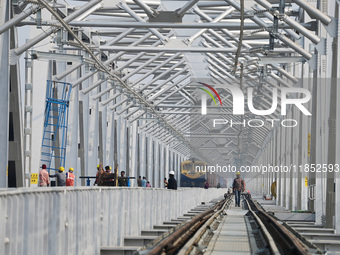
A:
[[121, 52, 165, 81], [123, 108, 140, 119], [31, 51, 83, 62], [117, 102, 134, 115], [53, 63, 83, 81], [150, 74, 191, 101], [291, 0, 332, 25], [101, 92, 121, 106], [254, 0, 321, 44], [104, 31, 155, 65], [0, 4, 40, 35], [155, 81, 190, 105], [195, 7, 300, 82], [119, 2, 167, 42], [11, 0, 102, 60], [139, 59, 186, 90], [130, 52, 181, 87], [224, 0, 313, 60], [72, 70, 98, 88], [99, 45, 240, 53], [35, 0, 208, 163], [185, 7, 235, 44], [175, 0, 200, 17], [144, 68, 189, 97], [257, 56, 306, 64], [92, 85, 114, 100], [110, 97, 129, 111], [36, 20, 304, 29], [82, 77, 109, 94], [132, 0, 157, 17]]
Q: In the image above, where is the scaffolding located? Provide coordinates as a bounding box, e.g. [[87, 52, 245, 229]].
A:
[[40, 80, 72, 172]]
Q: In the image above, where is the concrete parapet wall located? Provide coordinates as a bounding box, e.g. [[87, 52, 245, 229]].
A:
[[0, 187, 226, 255]]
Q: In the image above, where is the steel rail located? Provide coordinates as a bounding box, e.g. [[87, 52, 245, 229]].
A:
[[245, 196, 309, 255], [244, 197, 281, 255], [146, 195, 232, 255], [178, 195, 233, 255]]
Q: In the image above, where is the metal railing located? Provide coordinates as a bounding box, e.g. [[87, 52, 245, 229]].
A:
[[0, 187, 225, 255]]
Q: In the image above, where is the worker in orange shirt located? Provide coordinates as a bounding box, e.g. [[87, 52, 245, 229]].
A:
[[66, 168, 75, 186]]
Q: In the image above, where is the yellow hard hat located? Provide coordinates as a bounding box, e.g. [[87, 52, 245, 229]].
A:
[[69, 168, 74, 171], [236, 172, 241, 175], [59, 167, 65, 172], [110, 166, 112, 170], [97, 164, 100, 168]]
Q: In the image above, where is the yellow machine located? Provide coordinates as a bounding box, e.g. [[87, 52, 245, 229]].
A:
[[181, 159, 210, 187]]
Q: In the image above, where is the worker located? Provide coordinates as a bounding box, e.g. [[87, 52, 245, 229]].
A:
[[233, 172, 245, 207], [167, 171, 177, 190], [105, 166, 112, 173], [66, 168, 75, 186], [103, 166, 114, 185], [98, 166, 115, 186], [141, 176, 147, 187], [204, 180, 209, 189], [118, 171, 128, 186], [94, 164, 100, 186], [49, 167, 66, 186], [164, 177, 168, 188], [217, 183, 221, 189], [39, 164, 50, 187], [137, 176, 142, 187], [146, 181, 151, 187]]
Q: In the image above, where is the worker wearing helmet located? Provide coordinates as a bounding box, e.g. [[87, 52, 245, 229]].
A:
[[66, 168, 75, 186], [167, 171, 177, 190], [233, 172, 245, 207], [105, 166, 112, 173], [49, 167, 66, 186], [103, 166, 114, 186], [94, 164, 102, 186]]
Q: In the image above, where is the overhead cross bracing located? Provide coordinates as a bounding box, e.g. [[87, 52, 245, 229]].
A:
[[0, 0, 336, 186]]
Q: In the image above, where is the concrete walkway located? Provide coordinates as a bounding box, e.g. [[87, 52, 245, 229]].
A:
[[206, 203, 251, 255]]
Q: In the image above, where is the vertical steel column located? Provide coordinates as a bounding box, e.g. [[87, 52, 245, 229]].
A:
[[291, 107, 299, 211], [279, 0, 286, 15], [130, 121, 138, 187], [147, 136, 153, 185], [98, 111, 104, 163], [314, 82, 325, 225], [160, 144, 165, 188], [334, 1, 340, 234], [325, 4, 338, 227], [275, 128, 281, 205], [126, 125, 130, 178], [280, 125, 286, 207], [0, 0, 10, 188], [24, 50, 33, 187], [78, 101, 85, 186], [154, 140, 159, 188], [139, 130, 146, 179], [119, 116, 127, 174], [165, 145, 170, 180]]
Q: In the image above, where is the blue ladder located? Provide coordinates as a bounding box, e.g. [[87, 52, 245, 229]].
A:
[[40, 80, 72, 173]]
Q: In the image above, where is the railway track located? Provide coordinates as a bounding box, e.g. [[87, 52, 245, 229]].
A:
[[244, 196, 313, 255], [136, 194, 316, 255]]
